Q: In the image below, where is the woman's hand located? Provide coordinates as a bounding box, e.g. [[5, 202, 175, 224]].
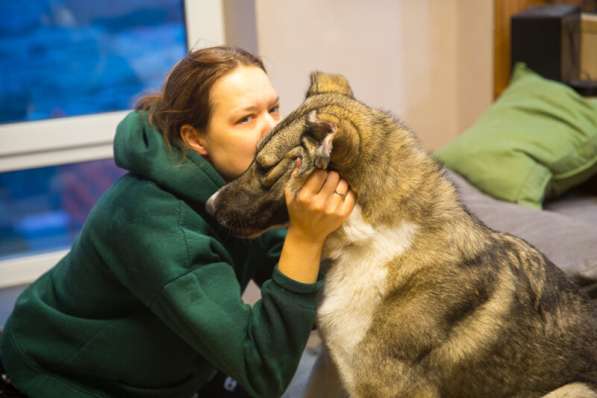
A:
[[284, 170, 356, 244], [277, 169, 356, 284]]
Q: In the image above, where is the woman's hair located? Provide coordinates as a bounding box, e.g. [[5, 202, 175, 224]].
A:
[[135, 46, 266, 149]]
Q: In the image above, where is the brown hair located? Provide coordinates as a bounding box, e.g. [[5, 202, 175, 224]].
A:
[[135, 46, 266, 150]]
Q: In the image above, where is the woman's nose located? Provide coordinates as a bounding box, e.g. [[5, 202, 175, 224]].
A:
[[261, 112, 277, 137]]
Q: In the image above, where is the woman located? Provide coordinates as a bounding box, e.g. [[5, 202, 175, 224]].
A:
[[0, 46, 355, 398]]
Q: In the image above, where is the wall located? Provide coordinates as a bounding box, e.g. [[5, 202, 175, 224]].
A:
[[252, 0, 493, 150], [222, 0, 259, 55]]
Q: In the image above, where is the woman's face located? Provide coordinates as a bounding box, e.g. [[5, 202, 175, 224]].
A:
[[183, 65, 280, 181]]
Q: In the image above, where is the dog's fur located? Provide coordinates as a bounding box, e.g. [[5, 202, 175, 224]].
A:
[[206, 72, 597, 397]]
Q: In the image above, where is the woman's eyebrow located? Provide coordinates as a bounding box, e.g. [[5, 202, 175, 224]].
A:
[[234, 97, 280, 113]]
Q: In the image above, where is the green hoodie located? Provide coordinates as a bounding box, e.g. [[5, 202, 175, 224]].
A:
[[0, 111, 321, 398]]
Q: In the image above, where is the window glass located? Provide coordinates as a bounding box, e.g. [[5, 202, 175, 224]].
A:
[[0, 159, 125, 260], [0, 0, 186, 124]]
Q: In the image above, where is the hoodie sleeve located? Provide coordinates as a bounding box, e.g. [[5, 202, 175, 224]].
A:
[[104, 198, 320, 398], [152, 264, 320, 398], [251, 228, 287, 288]]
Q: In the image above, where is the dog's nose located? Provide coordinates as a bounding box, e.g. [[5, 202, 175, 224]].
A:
[[205, 191, 219, 216]]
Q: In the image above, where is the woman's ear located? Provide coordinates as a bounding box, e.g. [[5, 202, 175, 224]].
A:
[[180, 124, 208, 156]]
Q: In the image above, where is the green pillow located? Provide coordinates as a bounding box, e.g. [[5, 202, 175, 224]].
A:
[[435, 63, 597, 208]]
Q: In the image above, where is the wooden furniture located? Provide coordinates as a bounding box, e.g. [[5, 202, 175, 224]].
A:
[[581, 13, 597, 80], [493, 0, 585, 98]]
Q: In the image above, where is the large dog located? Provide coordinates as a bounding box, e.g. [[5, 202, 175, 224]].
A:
[[206, 72, 597, 397]]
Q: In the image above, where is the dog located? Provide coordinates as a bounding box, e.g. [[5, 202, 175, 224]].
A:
[[206, 72, 597, 397]]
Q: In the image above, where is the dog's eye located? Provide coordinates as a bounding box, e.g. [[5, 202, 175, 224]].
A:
[[256, 162, 272, 175], [256, 146, 304, 187], [261, 156, 299, 188], [261, 163, 284, 188]]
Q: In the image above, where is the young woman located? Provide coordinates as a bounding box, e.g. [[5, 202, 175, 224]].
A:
[[0, 46, 355, 398]]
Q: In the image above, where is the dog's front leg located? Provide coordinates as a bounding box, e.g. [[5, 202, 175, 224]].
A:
[[303, 345, 348, 398]]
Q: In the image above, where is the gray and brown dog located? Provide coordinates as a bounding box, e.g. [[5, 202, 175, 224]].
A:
[[206, 72, 597, 397]]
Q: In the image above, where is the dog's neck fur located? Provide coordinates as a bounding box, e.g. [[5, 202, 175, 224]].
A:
[[323, 205, 420, 261]]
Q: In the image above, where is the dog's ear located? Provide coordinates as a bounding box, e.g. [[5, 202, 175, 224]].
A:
[[303, 110, 359, 169], [306, 72, 354, 98]]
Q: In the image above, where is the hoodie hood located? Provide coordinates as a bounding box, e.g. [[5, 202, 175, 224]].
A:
[[114, 111, 225, 203]]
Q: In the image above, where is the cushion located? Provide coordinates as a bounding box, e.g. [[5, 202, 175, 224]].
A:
[[435, 63, 597, 209]]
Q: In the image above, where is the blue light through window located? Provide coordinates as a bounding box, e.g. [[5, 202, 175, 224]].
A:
[[0, 0, 187, 124], [0, 159, 125, 260]]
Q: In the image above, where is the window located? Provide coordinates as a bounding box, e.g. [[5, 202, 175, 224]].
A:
[[0, 1, 187, 124], [0, 159, 125, 260], [0, 0, 225, 287]]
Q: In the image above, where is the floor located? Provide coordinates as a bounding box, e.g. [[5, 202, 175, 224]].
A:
[[282, 348, 318, 398]]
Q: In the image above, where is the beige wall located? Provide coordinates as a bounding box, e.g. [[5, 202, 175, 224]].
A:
[[251, 0, 493, 150]]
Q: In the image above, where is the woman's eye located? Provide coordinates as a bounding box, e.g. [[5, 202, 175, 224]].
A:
[[269, 105, 280, 114], [237, 115, 254, 125]]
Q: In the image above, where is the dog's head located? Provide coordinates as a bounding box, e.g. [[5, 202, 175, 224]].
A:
[[206, 72, 372, 238]]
